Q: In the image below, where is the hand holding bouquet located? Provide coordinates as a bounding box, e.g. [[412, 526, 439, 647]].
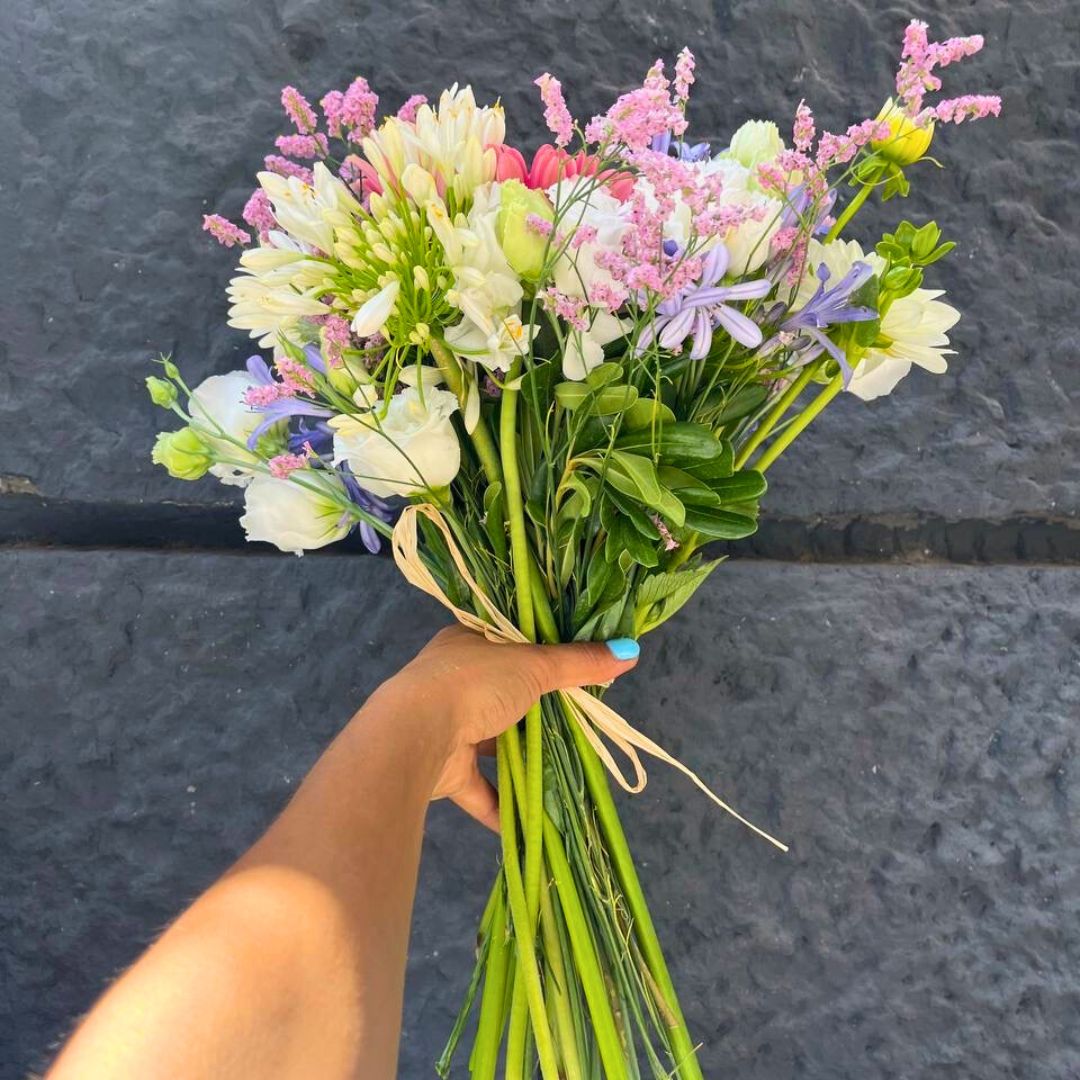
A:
[[148, 20, 999, 1077]]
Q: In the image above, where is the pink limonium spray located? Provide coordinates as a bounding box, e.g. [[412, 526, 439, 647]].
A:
[[267, 453, 309, 479], [673, 47, 695, 104], [322, 77, 379, 140], [585, 60, 687, 152], [397, 94, 427, 123], [281, 85, 318, 134], [535, 74, 574, 147], [242, 189, 276, 242], [202, 214, 250, 248], [274, 133, 329, 159], [263, 156, 315, 184]]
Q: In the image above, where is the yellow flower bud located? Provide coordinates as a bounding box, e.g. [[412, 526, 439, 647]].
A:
[[152, 427, 213, 481], [872, 99, 934, 167], [496, 179, 554, 281]]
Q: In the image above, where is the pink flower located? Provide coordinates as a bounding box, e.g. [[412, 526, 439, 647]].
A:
[[275, 357, 316, 395], [541, 287, 590, 331], [263, 156, 315, 184], [585, 60, 687, 152], [274, 133, 329, 159], [793, 100, 815, 153], [895, 20, 988, 117], [525, 213, 554, 237], [281, 85, 317, 134], [535, 73, 575, 147], [397, 94, 427, 123], [674, 48, 695, 103], [492, 144, 528, 183], [242, 189, 276, 242], [268, 453, 309, 479], [243, 383, 295, 407], [523, 144, 635, 201], [925, 94, 1001, 125], [321, 77, 379, 140], [202, 214, 250, 248], [320, 314, 352, 367]]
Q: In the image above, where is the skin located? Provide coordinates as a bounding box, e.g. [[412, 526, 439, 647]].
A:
[[48, 626, 637, 1080]]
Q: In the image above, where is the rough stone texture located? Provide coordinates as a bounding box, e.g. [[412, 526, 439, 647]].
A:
[[3, 550, 1078, 1078], [2, 0, 1078, 521]]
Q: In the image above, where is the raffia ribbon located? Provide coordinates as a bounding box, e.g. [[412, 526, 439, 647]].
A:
[[392, 503, 788, 852]]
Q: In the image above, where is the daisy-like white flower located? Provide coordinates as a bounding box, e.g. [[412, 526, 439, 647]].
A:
[[795, 239, 961, 401]]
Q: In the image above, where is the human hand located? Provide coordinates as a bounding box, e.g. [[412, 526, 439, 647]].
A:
[[378, 625, 640, 831]]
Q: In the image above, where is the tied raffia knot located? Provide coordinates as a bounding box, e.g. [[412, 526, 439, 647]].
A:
[[392, 503, 788, 852]]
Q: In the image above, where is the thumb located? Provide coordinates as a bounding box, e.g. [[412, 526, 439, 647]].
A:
[[524, 638, 640, 698]]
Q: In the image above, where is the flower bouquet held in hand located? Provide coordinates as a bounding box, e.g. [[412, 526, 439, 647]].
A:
[[148, 20, 999, 1078]]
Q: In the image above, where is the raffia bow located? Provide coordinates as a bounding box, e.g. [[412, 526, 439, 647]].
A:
[[392, 502, 788, 852]]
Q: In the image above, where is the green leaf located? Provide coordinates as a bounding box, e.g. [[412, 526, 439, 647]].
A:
[[584, 362, 624, 390], [556, 471, 595, 522], [613, 422, 723, 466], [635, 559, 723, 634], [525, 462, 550, 527], [684, 440, 734, 481], [657, 466, 722, 507], [482, 482, 506, 554], [622, 397, 677, 431], [681, 505, 759, 540], [708, 470, 767, 503], [711, 384, 768, 424], [605, 451, 686, 526], [554, 381, 638, 415], [605, 518, 659, 567], [605, 487, 662, 539]]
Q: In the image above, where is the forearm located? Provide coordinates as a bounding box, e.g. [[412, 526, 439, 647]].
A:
[[50, 684, 448, 1080]]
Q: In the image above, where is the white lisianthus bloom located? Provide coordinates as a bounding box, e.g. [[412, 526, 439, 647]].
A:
[[444, 311, 538, 373], [726, 119, 785, 171], [330, 386, 461, 497], [188, 370, 266, 487], [239, 474, 352, 555], [549, 181, 632, 301], [794, 239, 961, 401], [697, 159, 783, 273]]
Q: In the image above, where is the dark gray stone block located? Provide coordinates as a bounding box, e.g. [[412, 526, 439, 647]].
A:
[[2, 0, 1077, 522], [2, 550, 1077, 1077]]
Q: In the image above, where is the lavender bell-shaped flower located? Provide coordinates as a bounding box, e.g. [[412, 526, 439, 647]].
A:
[[639, 245, 774, 358]]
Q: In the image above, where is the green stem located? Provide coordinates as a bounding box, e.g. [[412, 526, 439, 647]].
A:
[[497, 745, 559, 1080], [540, 885, 585, 1080], [561, 701, 704, 1080], [825, 181, 872, 244], [467, 886, 510, 1080], [753, 374, 843, 473], [542, 813, 631, 1080], [734, 362, 819, 471], [430, 337, 504, 488]]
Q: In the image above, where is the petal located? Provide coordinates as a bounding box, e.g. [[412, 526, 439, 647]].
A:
[[714, 304, 763, 348]]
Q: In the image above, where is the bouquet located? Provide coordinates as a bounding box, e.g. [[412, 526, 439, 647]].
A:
[[148, 20, 999, 1078]]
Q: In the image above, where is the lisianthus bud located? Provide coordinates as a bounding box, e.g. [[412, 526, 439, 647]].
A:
[[152, 427, 213, 480], [146, 376, 177, 408], [872, 99, 934, 166], [496, 179, 554, 280], [726, 120, 784, 170]]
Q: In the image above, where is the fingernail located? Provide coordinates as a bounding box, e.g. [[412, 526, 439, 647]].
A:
[[606, 638, 640, 661]]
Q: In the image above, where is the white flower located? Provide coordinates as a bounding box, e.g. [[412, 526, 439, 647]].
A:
[[363, 85, 503, 205], [239, 474, 351, 554], [330, 385, 461, 497], [444, 311, 538, 373], [795, 239, 961, 401], [188, 370, 265, 487], [725, 119, 785, 171], [226, 240, 330, 348], [549, 181, 632, 301], [257, 162, 362, 254], [351, 277, 400, 336], [563, 311, 627, 381], [428, 185, 523, 334]]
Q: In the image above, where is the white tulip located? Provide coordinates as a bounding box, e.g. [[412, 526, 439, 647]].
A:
[[330, 386, 461, 497], [239, 474, 351, 554], [188, 370, 265, 487]]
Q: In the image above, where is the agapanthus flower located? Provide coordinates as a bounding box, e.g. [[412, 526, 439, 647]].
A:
[[650, 130, 711, 163], [339, 466, 396, 553], [792, 239, 960, 400], [637, 244, 774, 357]]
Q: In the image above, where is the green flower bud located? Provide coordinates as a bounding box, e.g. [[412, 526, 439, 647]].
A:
[[152, 427, 213, 481], [496, 180, 554, 280], [872, 99, 934, 167], [161, 358, 180, 380], [145, 376, 178, 408]]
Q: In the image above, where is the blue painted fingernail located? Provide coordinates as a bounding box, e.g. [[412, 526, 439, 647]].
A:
[[606, 638, 640, 661]]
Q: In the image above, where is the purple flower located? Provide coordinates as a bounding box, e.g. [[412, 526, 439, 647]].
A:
[[764, 261, 877, 384], [780, 184, 837, 236], [339, 465, 396, 553], [638, 245, 774, 357], [650, 130, 711, 162]]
